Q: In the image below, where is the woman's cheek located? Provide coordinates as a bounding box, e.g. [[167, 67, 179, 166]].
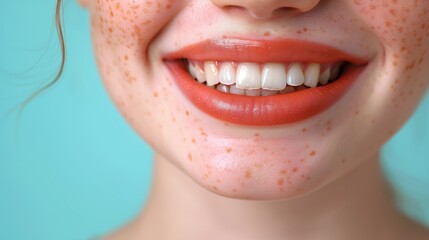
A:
[[351, 0, 429, 69], [90, 0, 179, 53], [88, 0, 181, 88], [87, 0, 183, 145], [351, 1, 429, 128]]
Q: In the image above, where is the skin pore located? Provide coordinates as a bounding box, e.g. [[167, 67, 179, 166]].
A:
[[75, 0, 429, 239]]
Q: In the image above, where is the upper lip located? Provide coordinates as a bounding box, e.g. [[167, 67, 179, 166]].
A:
[[163, 38, 368, 64]]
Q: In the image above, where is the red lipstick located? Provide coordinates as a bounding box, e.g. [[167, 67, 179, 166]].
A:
[[165, 39, 367, 126]]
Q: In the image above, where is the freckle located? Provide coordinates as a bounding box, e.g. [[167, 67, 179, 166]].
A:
[[188, 153, 193, 161], [310, 150, 316, 157], [199, 127, 208, 137], [225, 147, 232, 153], [263, 31, 271, 36], [254, 133, 260, 137], [341, 158, 347, 164], [300, 158, 305, 163], [153, 92, 159, 97], [191, 138, 196, 143], [277, 178, 284, 186], [254, 163, 263, 169], [211, 186, 218, 191], [185, 110, 190, 116], [292, 167, 299, 173], [385, 21, 392, 27], [245, 170, 252, 179]]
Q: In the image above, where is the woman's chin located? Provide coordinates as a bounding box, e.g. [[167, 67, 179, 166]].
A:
[[180, 144, 338, 200]]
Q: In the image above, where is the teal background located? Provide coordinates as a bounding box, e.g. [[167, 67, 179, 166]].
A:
[[0, 1, 428, 239]]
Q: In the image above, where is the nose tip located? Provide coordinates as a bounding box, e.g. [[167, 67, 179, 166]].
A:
[[210, 0, 321, 19]]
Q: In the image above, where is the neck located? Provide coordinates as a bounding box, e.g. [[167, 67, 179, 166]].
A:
[[129, 152, 414, 240]]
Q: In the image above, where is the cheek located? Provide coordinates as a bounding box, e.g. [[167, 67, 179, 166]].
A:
[[88, 0, 181, 86], [87, 0, 182, 143], [352, 0, 429, 70], [88, 0, 181, 87], [352, 0, 429, 120], [90, 0, 178, 51]]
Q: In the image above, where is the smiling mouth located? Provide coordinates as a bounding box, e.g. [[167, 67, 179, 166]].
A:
[[165, 38, 367, 126]]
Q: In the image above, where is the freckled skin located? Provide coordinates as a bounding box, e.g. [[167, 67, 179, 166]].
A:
[[85, 0, 429, 199]]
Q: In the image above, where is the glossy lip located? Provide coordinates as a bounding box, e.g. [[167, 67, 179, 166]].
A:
[[164, 38, 367, 126]]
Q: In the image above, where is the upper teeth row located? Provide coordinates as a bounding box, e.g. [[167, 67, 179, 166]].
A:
[[187, 61, 342, 90]]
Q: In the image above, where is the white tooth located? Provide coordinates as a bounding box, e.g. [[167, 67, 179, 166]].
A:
[[204, 61, 219, 86], [319, 68, 331, 85], [219, 62, 236, 85], [261, 63, 287, 90], [236, 63, 261, 89], [230, 85, 246, 95], [287, 63, 305, 86], [279, 86, 295, 94], [188, 63, 197, 79], [246, 89, 262, 96], [195, 64, 206, 83], [216, 84, 229, 93], [304, 63, 320, 88], [330, 64, 341, 81], [262, 89, 278, 96]]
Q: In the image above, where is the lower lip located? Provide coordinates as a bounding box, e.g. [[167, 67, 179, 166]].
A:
[[166, 62, 365, 126]]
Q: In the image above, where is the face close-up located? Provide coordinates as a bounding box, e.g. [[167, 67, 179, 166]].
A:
[[80, 0, 429, 200]]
